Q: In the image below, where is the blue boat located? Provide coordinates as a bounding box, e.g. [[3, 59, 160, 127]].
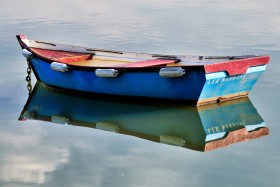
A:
[[17, 35, 270, 105], [19, 82, 269, 152]]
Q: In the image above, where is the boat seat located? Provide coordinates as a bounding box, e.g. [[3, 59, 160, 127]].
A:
[[31, 48, 93, 63]]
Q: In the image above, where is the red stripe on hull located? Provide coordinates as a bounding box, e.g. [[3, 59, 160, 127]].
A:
[[204, 56, 270, 76]]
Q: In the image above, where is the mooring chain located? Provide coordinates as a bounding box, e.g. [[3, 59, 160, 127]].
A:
[[26, 61, 32, 94]]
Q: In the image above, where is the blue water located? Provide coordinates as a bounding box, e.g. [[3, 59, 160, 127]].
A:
[[1, 0, 280, 186]]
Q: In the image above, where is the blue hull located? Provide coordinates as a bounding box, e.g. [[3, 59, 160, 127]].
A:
[[29, 57, 266, 105]]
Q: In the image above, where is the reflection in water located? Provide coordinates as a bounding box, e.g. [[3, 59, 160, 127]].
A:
[[19, 82, 269, 152]]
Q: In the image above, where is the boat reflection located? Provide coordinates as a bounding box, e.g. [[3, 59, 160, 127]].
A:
[[19, 82, 269, 152]]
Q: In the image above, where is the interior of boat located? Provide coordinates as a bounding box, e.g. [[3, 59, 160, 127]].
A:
[[30, 47, 182, 67], [25, 37, 260, 68]]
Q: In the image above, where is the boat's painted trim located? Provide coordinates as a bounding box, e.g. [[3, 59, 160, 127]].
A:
[[246, 65, 267, 73], [245, 122, 266, 132], [204, 56, 270, 76], [205, 72, 227, 79], [205, 65, 267, 79]]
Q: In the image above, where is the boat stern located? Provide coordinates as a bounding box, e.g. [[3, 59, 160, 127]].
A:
[[197, 56, 270, 105]]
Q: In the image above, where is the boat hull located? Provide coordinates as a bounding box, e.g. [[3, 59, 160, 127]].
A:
[[28, 56, 266, 105]]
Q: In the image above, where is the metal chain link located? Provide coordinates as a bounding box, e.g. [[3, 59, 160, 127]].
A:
[[26, 62, 33, 94]]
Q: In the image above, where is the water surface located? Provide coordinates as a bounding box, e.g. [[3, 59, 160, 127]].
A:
[[0, 0, 280, 186]]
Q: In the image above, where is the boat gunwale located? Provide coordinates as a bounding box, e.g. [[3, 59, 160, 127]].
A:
[[17, 35, 270, 75]]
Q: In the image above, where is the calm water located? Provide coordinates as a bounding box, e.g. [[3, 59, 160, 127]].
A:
[[1, 0, 280, 186]]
